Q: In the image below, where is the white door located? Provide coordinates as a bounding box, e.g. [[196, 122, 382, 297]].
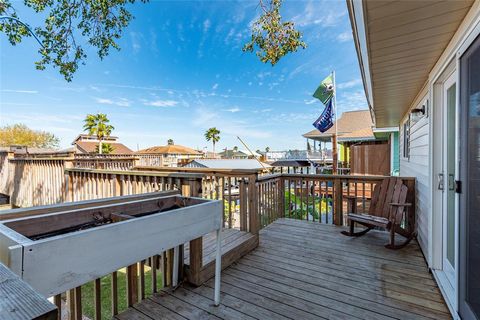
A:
[[442, 72, 457, 286]]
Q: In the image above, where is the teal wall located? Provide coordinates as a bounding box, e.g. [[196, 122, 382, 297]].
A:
[[391, 132, 400, 175]]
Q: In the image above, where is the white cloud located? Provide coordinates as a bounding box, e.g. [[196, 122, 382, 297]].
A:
[[337, 31, 353, 43], [224, 107, 240, 113], [1, 89, 38, 94], [337, 90, 368, 112], [203, 19, 211, 33], [293, 1, 346, 28], [337, 78, 362, 89], [305, 99, 317, 105], [212, 83, 219, 90], [143, 99, 179, 107], [130, 32, 142, 54], [94, 97, 130, 107]]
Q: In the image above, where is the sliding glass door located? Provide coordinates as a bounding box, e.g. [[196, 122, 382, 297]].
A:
[[459, 34, 480, 320]]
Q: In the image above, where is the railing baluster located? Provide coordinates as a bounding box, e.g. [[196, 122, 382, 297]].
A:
[[54, 294, 62, 320], [67, 289, 75, 320], [126, 263, 138, 307], [111, 271, 118, 316], [139, 260, 146, 300], [94, 278, 101, 320], [74, 286, 82, 320], [151, 256, 157, 294]]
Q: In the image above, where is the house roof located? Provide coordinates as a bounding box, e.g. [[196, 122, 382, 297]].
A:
[[338, 127, 375, 142], [136, 145, 202, 155], [347, 0, 474, 127], [73, 134, 119, 142], [185, 159, 270, 170], [218, 149, 249, 158], [74, 141, 133, 154], [302, 110, 374, 142]]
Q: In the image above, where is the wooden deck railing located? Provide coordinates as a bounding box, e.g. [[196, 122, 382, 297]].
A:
[[64, 168, 203, 202], [72, 157, 138, 171], [134, 166, 262, 233], [256, 173, 416, 228], [0, 152, 141, 207]]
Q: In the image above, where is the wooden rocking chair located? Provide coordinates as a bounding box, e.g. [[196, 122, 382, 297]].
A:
[[341, 177, 415, 249]]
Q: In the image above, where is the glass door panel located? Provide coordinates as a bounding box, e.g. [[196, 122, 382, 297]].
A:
[[460, 33, 480, 320]]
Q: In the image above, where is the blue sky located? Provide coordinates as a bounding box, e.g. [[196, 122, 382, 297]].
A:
[[0, 0, 367, 152]]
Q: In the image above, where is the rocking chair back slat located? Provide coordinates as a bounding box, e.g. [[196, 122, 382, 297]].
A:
[[390, 184, 408, 223], [382, 179, 403, 218], [368, 184, 381, 215]]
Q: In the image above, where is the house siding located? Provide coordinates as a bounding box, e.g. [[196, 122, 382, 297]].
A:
[[400, 95, 430, 259]]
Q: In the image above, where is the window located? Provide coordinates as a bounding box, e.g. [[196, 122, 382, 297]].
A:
[[403, 118, 410, 159]]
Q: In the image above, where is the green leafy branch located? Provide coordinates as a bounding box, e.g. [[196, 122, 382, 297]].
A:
[[243, 0, 307, 65], [0, 0, 147, 81]]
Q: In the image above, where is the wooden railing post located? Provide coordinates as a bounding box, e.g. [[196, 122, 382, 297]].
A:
[[187, 177, 203, 286], [279, 177, 285, 218], [248, 174, 259, 234], [334, 178, 343, 226], [239, 178, 247, 231]]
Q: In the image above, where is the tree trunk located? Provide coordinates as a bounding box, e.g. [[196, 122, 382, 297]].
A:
[[213, 142, 215, 155], [99, 139, 103, 155]]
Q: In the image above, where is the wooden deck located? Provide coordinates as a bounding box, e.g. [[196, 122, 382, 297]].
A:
[[117, 219, 451, 320]]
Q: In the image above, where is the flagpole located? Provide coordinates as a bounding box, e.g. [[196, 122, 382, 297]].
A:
[[332, 70, 338, 174]]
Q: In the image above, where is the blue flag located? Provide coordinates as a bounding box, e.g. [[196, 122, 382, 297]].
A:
[[313, 99, 334, 133]]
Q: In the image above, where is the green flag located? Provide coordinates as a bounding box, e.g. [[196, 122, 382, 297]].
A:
[[313, 74, 334, 105]]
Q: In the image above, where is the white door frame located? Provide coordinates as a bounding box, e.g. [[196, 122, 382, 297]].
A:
[[441, 72, 457, 286], [431, 63, 459, 312]]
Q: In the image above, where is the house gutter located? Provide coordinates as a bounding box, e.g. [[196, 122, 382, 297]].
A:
[[346, 0, 376, 127]]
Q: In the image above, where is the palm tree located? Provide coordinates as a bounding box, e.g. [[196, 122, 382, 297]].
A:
[[167, 139, 174, 145], [95, 143, 114, 154], [204, 127, 220, 154], [265, 146, 270, 152], [83, 113, 114, 154]]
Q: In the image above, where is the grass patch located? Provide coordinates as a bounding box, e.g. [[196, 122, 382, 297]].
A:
[[81, 267, 163, 319]]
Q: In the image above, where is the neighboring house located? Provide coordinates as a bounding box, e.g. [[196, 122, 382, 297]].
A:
[[218, 149, 249, 159], [72, 134, 133, 154], [348, 0, 478, 317], [136, 144, 203, 167], [302, 110, 397, 175], [184, 159, 270, 170]]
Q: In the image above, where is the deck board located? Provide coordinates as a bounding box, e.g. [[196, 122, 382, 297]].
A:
[[119, 219, 452, 320]]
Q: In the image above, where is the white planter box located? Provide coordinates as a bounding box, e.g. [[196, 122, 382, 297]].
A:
[[0, 193, 222, 297]]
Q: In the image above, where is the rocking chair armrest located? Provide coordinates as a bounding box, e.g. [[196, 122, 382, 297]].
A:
[[388, 202, 412, 225], [389, 202, 412, 207]]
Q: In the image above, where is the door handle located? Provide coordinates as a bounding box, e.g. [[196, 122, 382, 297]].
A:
[[437, 173, 444, 191], [448, 174, 455, 191]]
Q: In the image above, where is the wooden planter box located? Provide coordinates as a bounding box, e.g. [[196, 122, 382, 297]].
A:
[[0, 192, 222, 297]]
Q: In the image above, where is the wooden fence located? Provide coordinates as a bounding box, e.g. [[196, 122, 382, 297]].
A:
[[0, 152, 139, 207]]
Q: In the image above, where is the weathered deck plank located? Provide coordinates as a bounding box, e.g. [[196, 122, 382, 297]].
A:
[[118, 219, 451, 320]]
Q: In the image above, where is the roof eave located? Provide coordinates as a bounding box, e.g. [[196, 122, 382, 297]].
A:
[[346, 0, 375, 127]]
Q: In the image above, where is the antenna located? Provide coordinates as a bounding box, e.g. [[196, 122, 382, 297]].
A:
[[236, 136, 267, 169]]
